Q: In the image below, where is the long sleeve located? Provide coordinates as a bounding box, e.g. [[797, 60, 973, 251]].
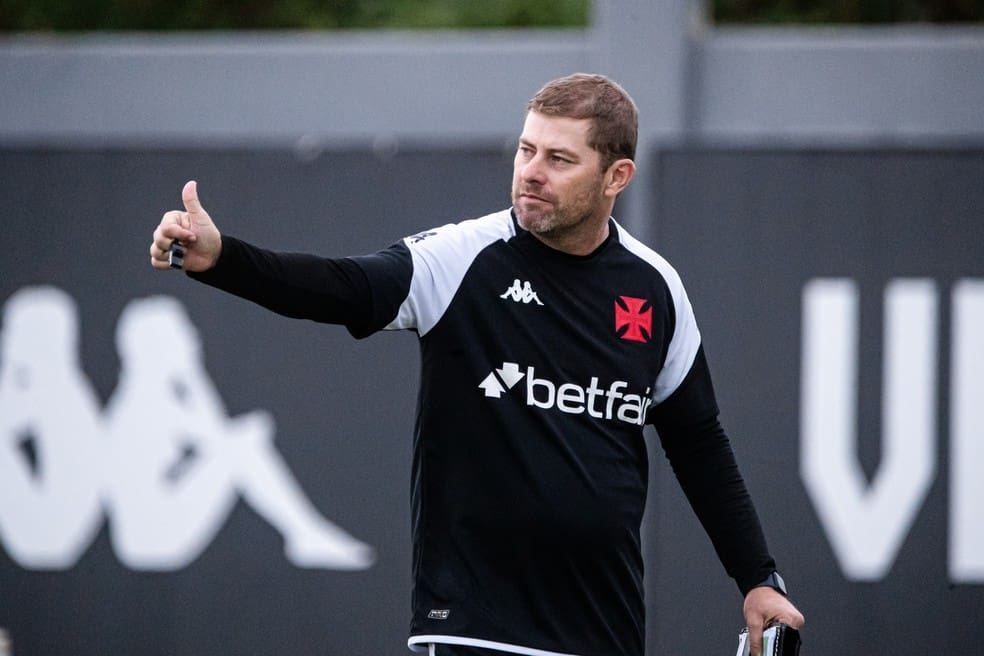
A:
[[187, 235, 412, 338], [650, 347, 777, 595]]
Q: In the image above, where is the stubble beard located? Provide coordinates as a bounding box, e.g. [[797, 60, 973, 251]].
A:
[[512, 183, 604, 242], [515, 203, 560, 236]]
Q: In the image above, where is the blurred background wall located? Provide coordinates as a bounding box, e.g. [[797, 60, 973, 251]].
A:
[[1, 0, 982, 654]]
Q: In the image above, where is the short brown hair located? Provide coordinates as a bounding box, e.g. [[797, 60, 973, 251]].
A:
[[526, 73, 638, 170]]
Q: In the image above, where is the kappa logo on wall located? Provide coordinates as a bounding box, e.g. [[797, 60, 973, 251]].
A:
[[0, 286, 375, 572]]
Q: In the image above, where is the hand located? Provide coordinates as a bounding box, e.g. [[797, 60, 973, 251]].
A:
[[743, 586, 804, 656], [150, 180, 222, 272]]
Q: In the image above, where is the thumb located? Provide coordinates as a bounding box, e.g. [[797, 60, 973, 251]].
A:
[[182, 180, 205, 215]]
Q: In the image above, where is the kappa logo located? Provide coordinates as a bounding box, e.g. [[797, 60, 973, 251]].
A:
[[615, 296, 652, 342], [408, 231, 437, 244], [0, 286, 375, 572], [500, 279, 544, 305], [478, 362, 653, 425]]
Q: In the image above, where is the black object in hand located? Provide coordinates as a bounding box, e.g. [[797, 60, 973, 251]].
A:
[[168, 244, 185, 270], [735, 623, 800, 656]]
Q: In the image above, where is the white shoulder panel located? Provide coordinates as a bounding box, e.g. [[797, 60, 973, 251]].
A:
[[385, 209, 515, 336], [614, 221, 702, 404]]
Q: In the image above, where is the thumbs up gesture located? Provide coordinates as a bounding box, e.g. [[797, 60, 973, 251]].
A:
[[150, 180, 222, 272]]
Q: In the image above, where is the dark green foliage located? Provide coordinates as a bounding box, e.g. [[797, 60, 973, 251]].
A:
[[0, 0, 589, 31], [714, 0, 984, 24], [1, 0, 980, 31]]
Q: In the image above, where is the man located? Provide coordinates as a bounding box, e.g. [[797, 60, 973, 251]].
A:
[[150, 73, 804, 656]]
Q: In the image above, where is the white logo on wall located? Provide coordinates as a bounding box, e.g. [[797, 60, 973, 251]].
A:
[[800, 278, 983, 583], [0, 287, 375, 571]]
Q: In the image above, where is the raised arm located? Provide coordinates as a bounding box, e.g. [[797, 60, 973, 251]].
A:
[[149, 180, 411, 336]]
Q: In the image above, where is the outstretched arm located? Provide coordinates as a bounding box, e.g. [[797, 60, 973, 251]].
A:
[[149, 180, 411, 335]]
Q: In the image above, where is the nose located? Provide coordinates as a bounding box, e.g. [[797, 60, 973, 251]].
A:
[[520, 154, 546, 185]]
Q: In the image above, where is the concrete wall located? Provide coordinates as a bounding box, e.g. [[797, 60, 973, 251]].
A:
[[3, 3, 981, 146]]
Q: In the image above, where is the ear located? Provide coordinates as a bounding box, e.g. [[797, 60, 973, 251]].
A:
[[604, 159, 636, 198]]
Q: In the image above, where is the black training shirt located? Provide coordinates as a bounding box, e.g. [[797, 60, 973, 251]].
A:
[[191, 209, 776, 656]]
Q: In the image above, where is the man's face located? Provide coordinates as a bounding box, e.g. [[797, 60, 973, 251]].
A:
[[511, 112, 609, 241]]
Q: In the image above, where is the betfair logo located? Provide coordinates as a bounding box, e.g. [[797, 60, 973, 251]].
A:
[[479, 362, 652, 426]]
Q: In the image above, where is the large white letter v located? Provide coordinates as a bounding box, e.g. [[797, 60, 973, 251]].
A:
[[800, 278, 937, 581]]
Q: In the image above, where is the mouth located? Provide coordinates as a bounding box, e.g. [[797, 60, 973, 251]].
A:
[[519, 191, 551, 204]]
